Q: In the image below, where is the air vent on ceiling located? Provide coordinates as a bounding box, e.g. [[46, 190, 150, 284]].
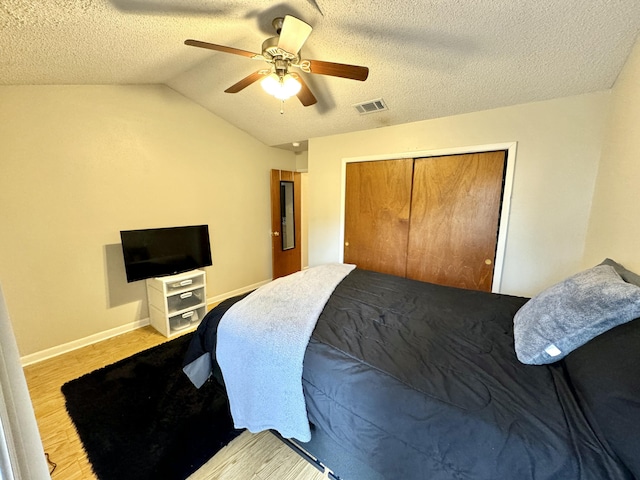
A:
[[353, 98, 388, 115]]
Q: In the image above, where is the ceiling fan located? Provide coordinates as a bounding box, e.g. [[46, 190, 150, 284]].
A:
[[184, 15, 369, 108]]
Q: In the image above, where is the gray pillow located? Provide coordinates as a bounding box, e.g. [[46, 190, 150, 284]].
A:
[[599, 258, 640, 287], [514, 264, 640, 365]]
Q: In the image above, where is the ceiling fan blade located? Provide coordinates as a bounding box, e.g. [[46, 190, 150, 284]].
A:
[[304, 59, 369, 81], [291, 74, 317, 106], [224, 71, 267, 93], [277, 15, 312, 54], [185, 39, 260, 59]]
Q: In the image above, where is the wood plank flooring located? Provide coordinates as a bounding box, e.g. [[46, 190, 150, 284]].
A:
[[23, 325, 325, 480]]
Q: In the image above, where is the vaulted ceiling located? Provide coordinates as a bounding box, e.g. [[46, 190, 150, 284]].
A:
[[2, 0, 640, 149]]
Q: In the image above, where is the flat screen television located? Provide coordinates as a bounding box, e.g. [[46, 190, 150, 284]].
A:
[[120, 225, 212, 283]]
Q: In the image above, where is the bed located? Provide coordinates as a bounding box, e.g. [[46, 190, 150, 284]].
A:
[[183, 263, 640, 480]]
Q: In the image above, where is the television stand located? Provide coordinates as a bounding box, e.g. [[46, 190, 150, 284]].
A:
[[146, 269, 207, 337]]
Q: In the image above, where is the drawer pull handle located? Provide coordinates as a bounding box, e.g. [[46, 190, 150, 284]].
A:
[[182, 311, 195, 319], [180, 292, 193, 299]]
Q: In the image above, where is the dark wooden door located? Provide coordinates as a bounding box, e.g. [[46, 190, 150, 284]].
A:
[[406, 151, 506, 291], [343, 159, 414, 277], [271, 169, 301, 279]]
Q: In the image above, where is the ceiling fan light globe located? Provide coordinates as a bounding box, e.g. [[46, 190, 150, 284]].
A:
[[260, 73, 280, 95], [261, 73, 301, 100], [281, 74, 302, 98]]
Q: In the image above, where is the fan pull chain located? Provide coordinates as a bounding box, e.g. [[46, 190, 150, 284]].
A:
[[280, 100, 285, 114]]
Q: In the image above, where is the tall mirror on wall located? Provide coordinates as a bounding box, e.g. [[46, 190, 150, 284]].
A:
[[280, 180, 296, 251]]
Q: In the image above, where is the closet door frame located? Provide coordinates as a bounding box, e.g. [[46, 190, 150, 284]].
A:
[[338, 142, 517, 293]]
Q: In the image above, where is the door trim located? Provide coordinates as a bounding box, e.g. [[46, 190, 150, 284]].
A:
[[338, 142, 517, 293]]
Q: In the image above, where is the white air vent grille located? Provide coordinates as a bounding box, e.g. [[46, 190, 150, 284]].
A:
[[353, 98, 388, 115]]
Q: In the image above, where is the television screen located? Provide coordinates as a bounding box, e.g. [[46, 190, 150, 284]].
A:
[[120, 225, 212, 283]]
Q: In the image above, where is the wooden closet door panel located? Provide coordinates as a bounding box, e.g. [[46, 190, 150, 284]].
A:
[[406, 151, 506, 291], [344, 159, 413, 277]]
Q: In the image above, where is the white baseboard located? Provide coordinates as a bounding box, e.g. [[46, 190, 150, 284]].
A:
[[206, 279, 271, 306], [20, 279, 273, 367], [20, 317, 150, 367]]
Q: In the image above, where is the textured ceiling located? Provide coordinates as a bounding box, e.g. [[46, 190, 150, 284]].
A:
[[2, 0, 640, 149]]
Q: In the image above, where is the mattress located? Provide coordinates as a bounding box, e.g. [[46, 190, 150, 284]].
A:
[[184, 268, 632, 480]]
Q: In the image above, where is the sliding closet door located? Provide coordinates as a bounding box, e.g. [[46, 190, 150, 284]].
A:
[[406, 151, 506, 291], [344, 159, 413, 277]]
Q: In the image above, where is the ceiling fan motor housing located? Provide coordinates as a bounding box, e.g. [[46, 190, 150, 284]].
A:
[[262, 36, 300, 64]]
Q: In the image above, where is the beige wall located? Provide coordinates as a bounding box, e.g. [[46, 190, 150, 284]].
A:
[[307, 92, 610, 297], [295, 150, 309, 172], [0, 85, 295, 356], [583, 37, 640, 272]]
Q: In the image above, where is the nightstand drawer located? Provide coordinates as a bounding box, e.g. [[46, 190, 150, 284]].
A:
[[165, 275, 205, 294], [169, 306, 205, 332], [167, 287, 205, 314]]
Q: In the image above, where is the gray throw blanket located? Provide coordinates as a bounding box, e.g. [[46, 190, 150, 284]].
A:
[[216, 263, 356, 441]]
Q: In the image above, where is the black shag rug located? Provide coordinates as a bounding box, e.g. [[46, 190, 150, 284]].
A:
[[61, 333, 242, 480]]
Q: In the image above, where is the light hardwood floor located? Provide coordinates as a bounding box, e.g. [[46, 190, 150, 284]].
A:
[[23, 325, 325, 480]]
